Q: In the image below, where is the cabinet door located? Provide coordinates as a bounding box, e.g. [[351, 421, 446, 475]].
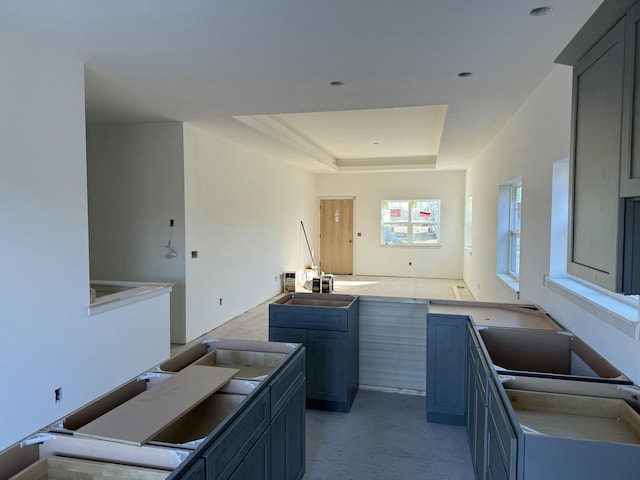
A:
[[622, 2, 640, 197], [244, 427, 270, 480], [487, 382, 516, 480], [568, 18, 626, 292], [271, 378, 306, 480], [426, 314, 467, 425], [306, 330, 348, 403]]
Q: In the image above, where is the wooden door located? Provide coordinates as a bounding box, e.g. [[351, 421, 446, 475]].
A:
[[320, 198, 353, 274]]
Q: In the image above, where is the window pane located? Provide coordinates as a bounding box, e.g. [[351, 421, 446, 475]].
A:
[[382, 223, 408, 244], [510, 233, 520, 277], [411, 200, 439, 223], [412, 224, 439, 244], [510, 185, 521, 232], [382, 201, 409, 223]]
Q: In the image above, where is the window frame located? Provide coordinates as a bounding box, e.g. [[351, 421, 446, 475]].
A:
[[508, 183, 522, 279], [380, 199, 441, 247]]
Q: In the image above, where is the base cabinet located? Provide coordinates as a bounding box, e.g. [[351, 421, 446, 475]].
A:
[[467, 325, 488, 480], [428, 306, 640, 480], [269, 294, 359, 413], [426, 314, 468, 425], [0, 340, 306, 480]]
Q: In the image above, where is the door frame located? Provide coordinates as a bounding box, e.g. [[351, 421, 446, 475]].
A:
[[318, 196, 356, 275]]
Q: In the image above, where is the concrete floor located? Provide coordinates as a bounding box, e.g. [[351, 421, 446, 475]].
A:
[[171, 276, 476, 479], [306, 390, 474, 480]]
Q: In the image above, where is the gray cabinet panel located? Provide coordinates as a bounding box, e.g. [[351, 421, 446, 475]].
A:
[[268, 350, 305, 419], [426, 314, 467, 425], [487, 381, 516, 479], [568, 18, 626, 291], [269, 328, 306, 346], [269, 307, 347, 331], [203, 388, 270, 480], [243, 427, 270, 480], [522, 434, 640, 480], [178, 459, 205, 480], [307, 330, 348, 403], [271, 378, 305, 480], [622, 2, 640, 196]]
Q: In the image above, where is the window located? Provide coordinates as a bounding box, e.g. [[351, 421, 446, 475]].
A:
[[496, 177, 521, 293], [464, 196, 473, 254], [381, 200, 440, 246], [508, 184, 522, 278]]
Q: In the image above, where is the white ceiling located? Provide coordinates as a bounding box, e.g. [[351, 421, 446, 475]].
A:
[[0, 0, 602, 172]]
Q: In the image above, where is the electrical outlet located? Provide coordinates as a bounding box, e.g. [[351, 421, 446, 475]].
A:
[[191, 251, 198, 258], [219, 298, 223, 306], [55, 388, 62, 403], [170, 219, 174, 227]]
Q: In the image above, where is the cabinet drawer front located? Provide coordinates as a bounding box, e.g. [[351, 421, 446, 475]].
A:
[[475, 348, 489, 400], [269, 307, 347, 331], [269, 349, 306, 418], [488, 381, 516, 474], [487, 419, 510, 480], [203, 388, 270, 480]]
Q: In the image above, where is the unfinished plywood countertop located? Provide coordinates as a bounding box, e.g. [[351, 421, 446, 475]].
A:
[[428, 300, 561, 330], [76, 364, 239, 446]]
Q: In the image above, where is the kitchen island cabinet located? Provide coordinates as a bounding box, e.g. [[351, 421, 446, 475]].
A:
[[269, 293, 359, 412], [0, 339, 306, 480]]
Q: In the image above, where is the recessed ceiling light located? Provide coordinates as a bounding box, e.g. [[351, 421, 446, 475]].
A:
[[330, 81, 344, 86], [529, 6, 552, 16], [458, 72, 473, 78]]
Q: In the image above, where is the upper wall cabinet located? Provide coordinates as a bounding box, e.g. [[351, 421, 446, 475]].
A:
[[569, 19, 625, 292], [557, 0, 640, 294], [622, 3, 640, 197]]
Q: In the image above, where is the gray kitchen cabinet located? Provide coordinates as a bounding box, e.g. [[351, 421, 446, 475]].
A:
[[227, 428, 270, 480], [486, 381, 516, 480], [622, 2, 640, 197], [179, 460, 206, 480], [269, 293, 359, 413], [271, 377, 306, 480], [557, 0, 640, 294], [0, 340, 306, 480], [567, 18, 626, 292], [467, 324, 489, 480], [428, 303, 640, 480], [426, 314, 467, 425]]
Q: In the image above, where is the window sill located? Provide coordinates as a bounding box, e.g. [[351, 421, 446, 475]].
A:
[[545, 276, 639, 340], [496, 273, 519, 298], [380, 244, 441, 248]]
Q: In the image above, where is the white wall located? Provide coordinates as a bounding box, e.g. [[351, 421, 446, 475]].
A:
[[465, 65, 640, 383], [183, 124, 317, 341], [317, 171, 465, 279], [86, 122, 187, 342], [0, 32, 169, 451]]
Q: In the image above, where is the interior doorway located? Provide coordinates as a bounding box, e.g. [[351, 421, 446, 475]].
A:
[[320, 198, 354, 275]]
